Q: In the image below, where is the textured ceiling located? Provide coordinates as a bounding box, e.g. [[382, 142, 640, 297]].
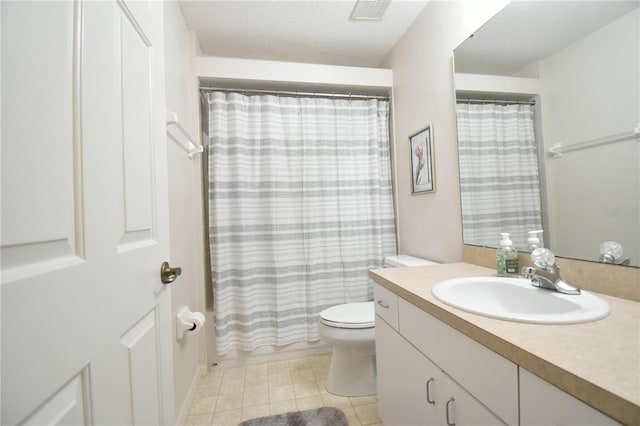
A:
[[454, 1, 639, 76], [178, 0, 429, 67]]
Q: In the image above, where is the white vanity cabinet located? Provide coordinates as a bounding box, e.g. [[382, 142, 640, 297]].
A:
[[376, 293, 519, 425], [375, 290, 624, 426], [376, 318, 506, 425]]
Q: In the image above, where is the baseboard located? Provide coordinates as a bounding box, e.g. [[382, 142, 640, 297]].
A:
[[175, 363, 205, 425]]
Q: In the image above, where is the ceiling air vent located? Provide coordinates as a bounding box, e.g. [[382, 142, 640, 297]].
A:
[[350, 0, 392, 21]]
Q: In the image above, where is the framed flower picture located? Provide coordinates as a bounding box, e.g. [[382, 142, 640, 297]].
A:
[[409, 125, 435, 193]]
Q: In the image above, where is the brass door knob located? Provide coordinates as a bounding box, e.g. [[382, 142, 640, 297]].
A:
[[160, 261, 182, 284]]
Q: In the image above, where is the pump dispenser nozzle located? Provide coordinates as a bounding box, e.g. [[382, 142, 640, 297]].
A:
[[500, 232, 513, 247], [527, 230, 543, 250]]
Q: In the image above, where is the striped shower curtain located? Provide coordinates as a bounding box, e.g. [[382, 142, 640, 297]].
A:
[[206, 91, 397, 354], [456, 102, 543, 249]]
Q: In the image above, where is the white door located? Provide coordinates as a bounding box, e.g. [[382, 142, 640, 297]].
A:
[[1, 1, 175, 424]]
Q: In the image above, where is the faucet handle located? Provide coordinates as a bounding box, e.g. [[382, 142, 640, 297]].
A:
[[531, 248, 556, 269]]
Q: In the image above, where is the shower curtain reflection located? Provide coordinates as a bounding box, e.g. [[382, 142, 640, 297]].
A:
[[456, 102, 544, 249], [206, 91, 397, 355]]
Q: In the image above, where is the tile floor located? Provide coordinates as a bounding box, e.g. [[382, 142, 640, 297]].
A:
[[182, 354, 383, 426]]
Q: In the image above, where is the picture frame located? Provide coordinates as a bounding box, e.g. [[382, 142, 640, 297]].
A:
[[409, 125, 435, 194]]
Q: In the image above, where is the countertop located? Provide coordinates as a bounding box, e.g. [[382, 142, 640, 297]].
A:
[[369, 262, 640, 425]]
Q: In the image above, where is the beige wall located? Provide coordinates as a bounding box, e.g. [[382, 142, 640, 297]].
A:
[[382, 0, 509, 263], [163, 0, 207, 420]]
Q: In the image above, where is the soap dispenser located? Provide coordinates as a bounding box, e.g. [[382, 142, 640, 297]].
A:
[[497, 232, 519, 276], [527, 230, 544, 251]]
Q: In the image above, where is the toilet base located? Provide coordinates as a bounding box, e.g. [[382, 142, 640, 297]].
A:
[[325, 345, 376, 397]]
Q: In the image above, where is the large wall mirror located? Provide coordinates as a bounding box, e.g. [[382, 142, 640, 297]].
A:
[[453, 1, 639, 267]]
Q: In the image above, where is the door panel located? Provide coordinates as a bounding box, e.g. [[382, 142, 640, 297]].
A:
[[1, 1, 174, 424], [1, 1, 84, 282], [121, 308, 162, 426], [20, 369, 92, 426], [120, 3, 154, 242]]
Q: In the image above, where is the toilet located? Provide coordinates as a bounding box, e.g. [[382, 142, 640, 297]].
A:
[[318, 255, 438, 396]]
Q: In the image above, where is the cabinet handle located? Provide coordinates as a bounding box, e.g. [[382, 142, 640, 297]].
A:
[[425, 378, 435, 404], [445, 397, 455, 426], [377, 300, 390, 309]]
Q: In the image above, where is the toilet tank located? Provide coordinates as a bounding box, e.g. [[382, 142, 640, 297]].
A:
[[383, 255, 439, 268]]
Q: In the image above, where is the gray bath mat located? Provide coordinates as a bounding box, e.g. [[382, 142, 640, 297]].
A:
[[237, 406, 348, 426]]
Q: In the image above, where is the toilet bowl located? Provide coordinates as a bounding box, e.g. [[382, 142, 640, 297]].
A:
[[318, 301, 376, 396], [319, 255, 438, 397]]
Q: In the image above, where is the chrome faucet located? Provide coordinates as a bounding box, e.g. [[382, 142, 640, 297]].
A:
[[598, 241, 631, 265], [521, 248, 581, 295]]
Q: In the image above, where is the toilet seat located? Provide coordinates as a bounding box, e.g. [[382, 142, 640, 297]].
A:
[[319, 302, 374, 329]]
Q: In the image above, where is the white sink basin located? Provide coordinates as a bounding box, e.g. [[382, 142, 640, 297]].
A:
[[432, 277, 610, 324]]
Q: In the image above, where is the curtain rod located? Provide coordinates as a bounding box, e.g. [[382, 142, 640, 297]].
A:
[[199, 86, 390, 101], [457, 98, 536, 105]]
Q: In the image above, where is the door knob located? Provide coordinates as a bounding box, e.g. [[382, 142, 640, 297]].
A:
[[160, 261, 182, 284]]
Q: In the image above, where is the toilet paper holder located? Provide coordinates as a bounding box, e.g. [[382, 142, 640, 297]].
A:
[[176, 306, 205, 340]]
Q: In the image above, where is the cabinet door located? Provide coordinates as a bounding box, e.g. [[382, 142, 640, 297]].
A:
[[438, 371, 507, 426], [520, 368, 621, 425], [376, 317, 443, 425]]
